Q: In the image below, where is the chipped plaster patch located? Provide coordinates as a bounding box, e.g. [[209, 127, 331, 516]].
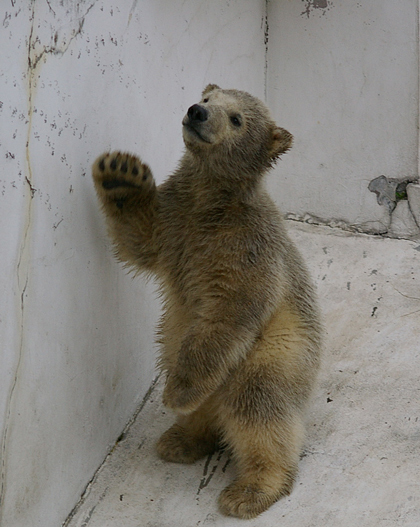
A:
[[368, 175, 420, 239], [389, 201, 420, 238], [407, 183, 420, 228], [368, 175, 417, 213]]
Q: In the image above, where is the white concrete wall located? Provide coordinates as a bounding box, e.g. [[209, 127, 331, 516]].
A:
[[266, 0, 419, 235], [0, 1, 266, 526]]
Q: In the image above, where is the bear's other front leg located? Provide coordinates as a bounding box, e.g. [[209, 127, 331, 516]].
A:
[[92, 151, 158, 270], [161, 323, 247, 414]]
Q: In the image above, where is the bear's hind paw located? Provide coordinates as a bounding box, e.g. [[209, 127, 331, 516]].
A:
[[218, 482, 285, 519], [156, 424, 217, 464]]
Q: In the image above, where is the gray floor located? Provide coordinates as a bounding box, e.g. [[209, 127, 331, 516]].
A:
[[65, 222, 420, 527]]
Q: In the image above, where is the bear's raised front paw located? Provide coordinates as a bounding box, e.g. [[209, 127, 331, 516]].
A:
[[218, 482, 282, 519], [92, 151, 154, 204]]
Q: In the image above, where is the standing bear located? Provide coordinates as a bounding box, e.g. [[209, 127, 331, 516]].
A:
[[92, 84, 322, 519]]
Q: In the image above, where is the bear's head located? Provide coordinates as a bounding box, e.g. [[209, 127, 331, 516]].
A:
[[182, 84, 292, 176]]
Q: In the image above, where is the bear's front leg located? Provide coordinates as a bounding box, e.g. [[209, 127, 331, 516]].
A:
[[162, 370, 211, 415], [162, 324, 253, 415], [92, 151, 158, 270]]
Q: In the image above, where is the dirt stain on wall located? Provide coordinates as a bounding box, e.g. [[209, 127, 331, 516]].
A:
[[301, 0, 332, 18]]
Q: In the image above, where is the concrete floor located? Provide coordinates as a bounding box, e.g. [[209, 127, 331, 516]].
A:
[[65, 222, 420, 527]]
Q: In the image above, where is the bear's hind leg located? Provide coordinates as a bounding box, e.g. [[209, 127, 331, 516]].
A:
[[156, 404, 219, 464], [218, 413, 304, 519]]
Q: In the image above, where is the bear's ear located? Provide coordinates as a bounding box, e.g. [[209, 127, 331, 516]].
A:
[[269, 127, 293, 159], [202, 84, 220, 98]]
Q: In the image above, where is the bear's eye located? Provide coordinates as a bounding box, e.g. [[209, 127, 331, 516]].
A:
[[230, 115, 241, 127], [203, 98, 209, 103]]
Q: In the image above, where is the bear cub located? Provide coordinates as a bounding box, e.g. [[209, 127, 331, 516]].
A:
[[92, 85, 322, 519]]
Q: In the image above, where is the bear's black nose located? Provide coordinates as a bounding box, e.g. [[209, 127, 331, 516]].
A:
[[187, 104, 208, 123]]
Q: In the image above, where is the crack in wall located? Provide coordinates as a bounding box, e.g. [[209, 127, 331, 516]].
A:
[[287, 178, 420, 239], [263, 0, 269, 102], [0, 1, 98, 518], [0, 1, 37, 515], [285, 212, 390, 236], [29, 2, 96, 71], [45, 0, 56, 17], [285, 178, 420, 240], [285, 208, 420, 241], [127, 0, 139, 27]]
